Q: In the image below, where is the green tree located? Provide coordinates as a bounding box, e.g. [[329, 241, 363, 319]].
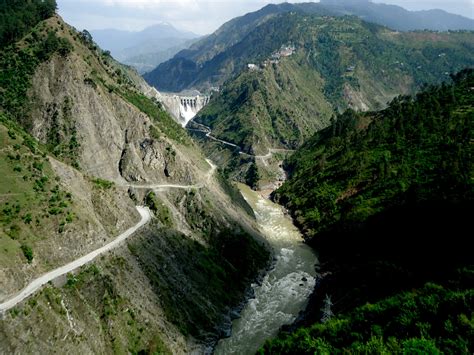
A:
[[245, 160, 260, 189]]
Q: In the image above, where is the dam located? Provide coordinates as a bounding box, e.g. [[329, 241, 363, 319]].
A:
[[145, 86, 210, 127]]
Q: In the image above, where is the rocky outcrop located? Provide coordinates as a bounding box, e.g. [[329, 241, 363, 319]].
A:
[[29, 49, 199, 185]]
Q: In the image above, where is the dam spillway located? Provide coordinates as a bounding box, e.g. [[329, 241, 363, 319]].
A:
[[161, 93, 210, 127]]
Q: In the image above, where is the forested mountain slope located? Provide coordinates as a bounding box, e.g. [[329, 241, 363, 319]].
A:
[[143, 3, 301, 92], [186, 13, 473, 190], [262, 69, 474, 353], [195, 13, 474, 156], [145, 1, 474, 93]]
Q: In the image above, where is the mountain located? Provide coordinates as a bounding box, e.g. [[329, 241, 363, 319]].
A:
[[144, 1, 474, 92], [262, 69, 474, 353], [187, 12, 473, 187], [120, 37, 199, 74], [0, 3, 269, 353], [143, 3, 310, 92], [90, 23, 200, 73], [318, 0, 474, 32]]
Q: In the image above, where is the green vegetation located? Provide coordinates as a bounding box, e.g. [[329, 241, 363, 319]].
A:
[[3, 263, 172, 354], [47, 96, 81, 169], [0, 23, 73, 124], [275, 69, 473, 238], [0, 0, 57, 48], [20, 244, 34, 263], [245, 160, 260, 189], [92, 178, 114, 190], [196, 55, 333, 155], [261, 280, 474, 354], [262, 70, 474, 352], [194, 13, 473, 177], [0, 5, 82, 169], [146, 1, 474, 92], [0, 117, 74, 266], [120, 90, 190, 146], [145, 191, 173, 228]]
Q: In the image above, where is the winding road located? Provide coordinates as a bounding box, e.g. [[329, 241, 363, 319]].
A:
[[188, 122, 294, 163], [0, 159, 217, 313], [0, 207, 151, 313], [125, 159, 217, 190], [188, 123, 239, 149]]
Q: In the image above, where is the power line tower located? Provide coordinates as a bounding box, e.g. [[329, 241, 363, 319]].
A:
[[321, 294, 333, 323]]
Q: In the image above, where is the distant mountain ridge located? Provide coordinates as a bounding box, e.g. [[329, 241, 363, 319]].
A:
[[319, 0, 474, 32], [91, 23, 200, 73], [144, 1, 474, 92]]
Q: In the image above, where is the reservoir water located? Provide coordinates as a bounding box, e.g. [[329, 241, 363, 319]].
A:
[[214, 184, 318, 354]]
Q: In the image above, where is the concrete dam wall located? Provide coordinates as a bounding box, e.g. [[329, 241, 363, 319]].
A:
[[167, 95, 210, 127], [143, 86, 210, 127]]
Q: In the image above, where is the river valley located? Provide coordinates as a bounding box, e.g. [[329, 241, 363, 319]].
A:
[[214, 184, 318, 354]]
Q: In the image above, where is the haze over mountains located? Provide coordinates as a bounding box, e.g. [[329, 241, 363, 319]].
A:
[[319, 0, 474, 31], [91, 23, 200, 74]]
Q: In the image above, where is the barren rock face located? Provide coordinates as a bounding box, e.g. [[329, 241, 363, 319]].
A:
[[28, 46, 201, 186]]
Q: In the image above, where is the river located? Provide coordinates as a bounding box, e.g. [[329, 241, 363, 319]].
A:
[[214, 184, 318, 354]]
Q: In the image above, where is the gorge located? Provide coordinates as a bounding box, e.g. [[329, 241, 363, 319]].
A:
[[214, 184, 317, 354], [0, 0, 473, 353]]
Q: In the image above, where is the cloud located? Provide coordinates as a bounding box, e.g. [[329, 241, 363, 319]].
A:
[[58, 0, 283, 34], [101, 0, 198, 9]]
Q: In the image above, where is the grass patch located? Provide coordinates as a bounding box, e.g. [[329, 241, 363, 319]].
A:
[[92, 178, 114, 190], [20, 244, 33, 263], [144, 192, 173, 228], [0, 120, 74, 267]]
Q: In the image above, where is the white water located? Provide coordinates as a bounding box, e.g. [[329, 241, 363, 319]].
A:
[[214, 184, 318, 355], [180, 103, 198, 126]]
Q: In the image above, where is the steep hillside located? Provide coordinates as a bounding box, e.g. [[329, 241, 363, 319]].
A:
[[190, 13, 473, 184], [145, 1, 474, 92], [0, 5, 269, 353], [274, 69, 473, 239], [262, 70, 474, 352], [196, 57, 334, 155], [0, 7, 141, 303], [144, 3, 305, 92], [0, 0, 57, 48]]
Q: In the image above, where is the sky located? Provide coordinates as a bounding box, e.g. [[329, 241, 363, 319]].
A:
[[57, 0, 474, 35]]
